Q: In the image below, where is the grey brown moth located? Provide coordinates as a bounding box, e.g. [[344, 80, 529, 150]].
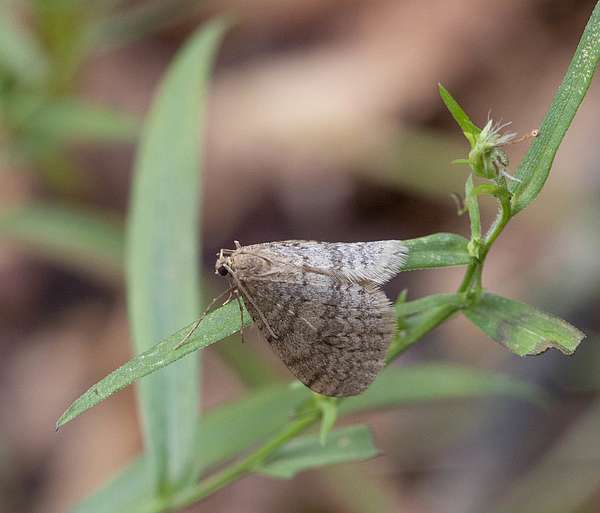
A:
[[214, 240, 408, 397]]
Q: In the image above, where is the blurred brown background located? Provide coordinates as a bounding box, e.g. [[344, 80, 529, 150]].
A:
[[1, 1, 600, 512]]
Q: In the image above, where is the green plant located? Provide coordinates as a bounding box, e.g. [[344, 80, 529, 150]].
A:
[[55, 5, 599, 513], [0, 0, 202, 192]]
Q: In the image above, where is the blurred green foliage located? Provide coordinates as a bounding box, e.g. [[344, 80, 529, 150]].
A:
[[0, 2, 597, 513]]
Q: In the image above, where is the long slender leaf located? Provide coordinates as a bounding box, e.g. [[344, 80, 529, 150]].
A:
[[68, 361, 540, 512], [257, 426, 378, 479], [126, 18, 228, 490], [57, 301, 250, 431], [340, 364, 543, 415], [510, 4, 600, 213], [69, 383, 309, 513]]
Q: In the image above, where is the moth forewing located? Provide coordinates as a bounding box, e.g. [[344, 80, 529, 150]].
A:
[[213, 239, 407, 397]]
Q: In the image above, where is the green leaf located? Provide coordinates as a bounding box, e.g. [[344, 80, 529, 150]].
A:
[[126, 18, 228, 489], [0, 2, 48, 84], [13, 95, 139, 143], [0, 203, 123, 281], [510, 5, 600, 214], [340, 363, 543, 415], [71, 384, 310, 512], [464, 292, 586, 356], [56, 301, 250, 429], [257, 425, 378, 479], [69, 361, 541, 510], [403, 233, 472, 270], [438, 83, 481, 142]]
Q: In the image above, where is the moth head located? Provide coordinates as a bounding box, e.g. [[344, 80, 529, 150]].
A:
[[215, 249, 231, 277], [215, 247, 272, 278]]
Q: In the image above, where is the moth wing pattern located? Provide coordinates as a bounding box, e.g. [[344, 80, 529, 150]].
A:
[[245, 240, 408, 285], [240, 274, 396, 396]]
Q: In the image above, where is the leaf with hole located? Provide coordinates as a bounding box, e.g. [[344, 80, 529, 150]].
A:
[[464, 292, 585, 356]]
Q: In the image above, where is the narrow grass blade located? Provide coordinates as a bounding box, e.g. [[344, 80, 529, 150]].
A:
[[510, 4, 600, 214], [464, 292, 586, 356], [403, 233, 472, 270], [126, 17, 229, 489], [256, 426, 378, 479]]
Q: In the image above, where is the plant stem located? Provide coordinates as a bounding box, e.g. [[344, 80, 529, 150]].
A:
[[482, 189, 511, 252], [385, 304, 461, 363], [168, 411, 319, 510], [458, 260, 478, 293], [458, 185, 512, 294]]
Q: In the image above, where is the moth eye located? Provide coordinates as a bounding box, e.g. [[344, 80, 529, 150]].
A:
[[217, 266, 229, 276]]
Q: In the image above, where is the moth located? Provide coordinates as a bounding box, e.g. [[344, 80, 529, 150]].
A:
[[211, 240, 408, 397]]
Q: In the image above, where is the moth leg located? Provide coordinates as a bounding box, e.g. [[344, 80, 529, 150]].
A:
[[175, 286, 237, 350], [222, 289, 234, 306], [235, 289, 246, 343], [227, 269, 279, 340]]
